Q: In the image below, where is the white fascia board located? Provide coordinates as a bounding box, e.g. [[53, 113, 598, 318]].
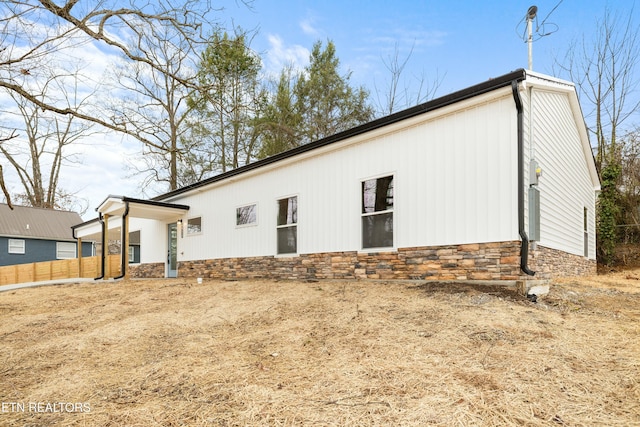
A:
[[72, 220, 103, 239], [97, 196, 127, 217], [97, 196, 188, 222]]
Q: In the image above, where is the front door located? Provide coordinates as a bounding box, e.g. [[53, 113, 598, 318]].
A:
[[167, 223, 178, 278]]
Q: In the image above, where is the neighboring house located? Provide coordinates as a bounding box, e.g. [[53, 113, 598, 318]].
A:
[[0, 203, 93, 267], [72, 69, 600, 282]]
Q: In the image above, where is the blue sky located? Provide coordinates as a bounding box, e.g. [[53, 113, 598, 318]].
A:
[[3, 1, 638, 218], [214, 0, 633, 101]]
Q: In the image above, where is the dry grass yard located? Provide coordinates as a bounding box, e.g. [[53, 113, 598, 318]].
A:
[[1, 270, 639, 426]]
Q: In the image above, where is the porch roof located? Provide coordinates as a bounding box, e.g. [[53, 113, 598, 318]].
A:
[[71, 196, 190, 239], [96, 195, 190, 221]]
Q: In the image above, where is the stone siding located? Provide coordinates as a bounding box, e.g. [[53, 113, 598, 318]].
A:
[[528, 244, 597, 279], [129, 262, 164, 279], [176, 241, 528, 281], [129, 243, 596, 282]]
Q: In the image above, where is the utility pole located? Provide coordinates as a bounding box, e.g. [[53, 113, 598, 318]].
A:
[[527, 5, 538, 70]]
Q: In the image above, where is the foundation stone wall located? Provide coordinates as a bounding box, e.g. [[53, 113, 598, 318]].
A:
[[130, 242, 596, 282], [176, 241, 526, 281], [129, 262, 165, 279], [528, 244, 597, 279]]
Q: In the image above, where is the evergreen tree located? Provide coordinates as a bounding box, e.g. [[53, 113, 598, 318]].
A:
[[257, 67, 301, 158], [187, 30, 265, 174], [259, 40, 374, 158], [295, 40, 374, 143]]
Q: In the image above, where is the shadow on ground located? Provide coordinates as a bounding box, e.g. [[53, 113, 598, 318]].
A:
[[410, 281, 531, 303]]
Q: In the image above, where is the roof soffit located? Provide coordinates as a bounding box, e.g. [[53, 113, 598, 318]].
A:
[[96, 196, 189, 221]]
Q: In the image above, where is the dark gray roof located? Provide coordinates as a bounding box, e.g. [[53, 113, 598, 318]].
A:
[[0, 203, 82, 241]]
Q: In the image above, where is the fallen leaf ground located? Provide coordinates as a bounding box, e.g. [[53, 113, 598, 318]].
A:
[[1, 271, 638, 426]]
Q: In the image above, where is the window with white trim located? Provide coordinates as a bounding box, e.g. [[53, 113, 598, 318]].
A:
[[56, 242, 76, 259], [236, 204, 257, 226], [277, 196, 297, 254], [129, 246, 135, 263], [362, 175, 394, 249], [187, 217, 202, 235], [8, 239, 25, 254]]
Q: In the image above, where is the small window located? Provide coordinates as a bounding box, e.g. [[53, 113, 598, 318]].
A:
[[584, 207, 588, 233], [584, 207, 589, 257], [129, 246, 135, 263], [362, 175, 394, 249], [8, 239, 25, 254], [187, 217, 202, 235], [277, 196, 297, 254], [56, 242, 76, 259], [236, 204, 257, 226]]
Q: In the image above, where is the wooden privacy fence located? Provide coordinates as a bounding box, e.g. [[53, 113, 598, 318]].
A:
[[0, 255, 122, 286]]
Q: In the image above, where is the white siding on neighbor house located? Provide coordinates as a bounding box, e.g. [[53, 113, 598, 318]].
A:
[[155, 89, 520, 264], [526, 88, 596, 259]]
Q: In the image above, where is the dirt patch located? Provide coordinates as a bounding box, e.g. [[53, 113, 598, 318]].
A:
[[412, 281, 530, 302], [0, 272, 638, 426]]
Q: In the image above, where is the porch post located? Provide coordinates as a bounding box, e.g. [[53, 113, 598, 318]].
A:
[[77, 237, 83, 278], [123, 214, 130, 279], [103, 214, 110, 279]]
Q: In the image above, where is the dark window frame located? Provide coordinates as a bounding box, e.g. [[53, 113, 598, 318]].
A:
[[361, 175, 394, 250], [276, 196, 298, 255]]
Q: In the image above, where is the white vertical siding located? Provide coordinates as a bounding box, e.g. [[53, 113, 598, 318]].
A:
[[395, 95, 518, 247], [529, 88, 596, 258], [130, 218, 167, 265], [159, 89, 520, 264]]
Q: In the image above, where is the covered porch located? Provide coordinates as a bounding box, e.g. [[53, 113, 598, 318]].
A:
[[72, 196, 189, 280]]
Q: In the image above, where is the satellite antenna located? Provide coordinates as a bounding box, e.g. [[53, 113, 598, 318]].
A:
[[527, 5, 538, 70]]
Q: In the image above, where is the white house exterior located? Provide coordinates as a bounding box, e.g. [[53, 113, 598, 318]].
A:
[[73, 69, 600, 282]]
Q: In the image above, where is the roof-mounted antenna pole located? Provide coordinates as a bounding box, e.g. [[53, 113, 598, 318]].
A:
[[527, 5, 538, 70]]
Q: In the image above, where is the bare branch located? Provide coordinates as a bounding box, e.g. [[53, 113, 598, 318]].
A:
[[0, 78, 168, 152], [0, 164, 14, 209], [374, 41, 443, 116], [0, 130, 18, 209], [1, 0, 218, 152]]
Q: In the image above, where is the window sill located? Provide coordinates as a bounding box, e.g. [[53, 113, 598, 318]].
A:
[[275, 253, 299, 258], [236, 223, 258, 229], [358, 247, 397, 255]]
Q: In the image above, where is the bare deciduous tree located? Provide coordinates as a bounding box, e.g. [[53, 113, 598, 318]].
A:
[[0, 0, 220, 197], [556, 7, 640, 169], [0, 71, 94, 212], [555, 6, 640, 265], [1, 1, 212, 134], [0, 133, 18, 208], [374, 42, 444, 116], [107, 19, 198, 192]]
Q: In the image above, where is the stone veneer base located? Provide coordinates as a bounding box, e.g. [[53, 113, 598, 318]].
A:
[[528, 244, 597, 279], [177, 241, 526, 281], [129, 242, 596, 282], [129, 262, 165, 279]]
